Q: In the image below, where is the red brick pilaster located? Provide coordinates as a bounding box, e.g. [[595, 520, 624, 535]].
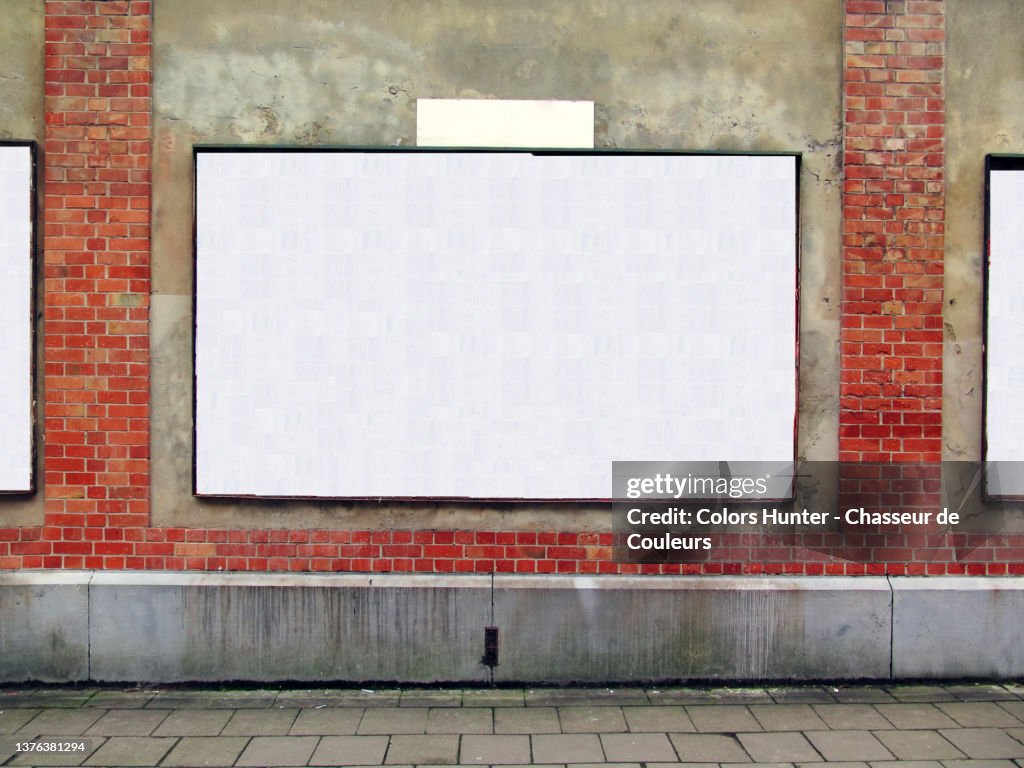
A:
[[841, 0, 945, 463], [42, 0, 152, 569]]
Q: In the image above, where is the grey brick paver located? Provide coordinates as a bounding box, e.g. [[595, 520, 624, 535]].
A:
[[161, 735, 250, 766], [532, 733, 605, 763], [874, 729, 965, 760], [805, 730, 895, 761], [812, 704, 895, 730], [152, 709, 232, 736], [600, 732, 677, 762], [621, 705, 695, 733], [82, 735, 176, 766], [308, 735, 389, 765], [460, 734, 531, 764], [235, 735, 320, 766], [668, 733, 751, 762], [875, 703, 961, 729], [938, 702, 1023, 728], [737, 731, 820, 762], [83, 708, 169, 736], [290, 707, 363, 735], [15, 709, 105, 736], [559, 706, 627, 733], [495, 707, 561, 735], [748, 703, 828, 731], [384, 734, 458, 764], [426, 707, 492, 734], [687, 705, 762, 733], [939, 728, 1024, 759], [360, 707, 429, 735]]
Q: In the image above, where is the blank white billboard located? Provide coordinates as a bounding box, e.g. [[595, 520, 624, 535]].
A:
[[986, 160, 1024, 497], [0, 144, 33, 493], [195, 150, 797, 499]]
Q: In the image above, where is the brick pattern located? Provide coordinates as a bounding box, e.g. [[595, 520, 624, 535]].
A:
[[841, 0, 945, 463], [3, 525, 1021, 575], [4, 0, 1013, 578], [40, 0, 152, 567]]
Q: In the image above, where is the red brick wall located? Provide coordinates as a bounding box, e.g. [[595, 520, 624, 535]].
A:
[[4, 0, 1021, 577], [841, 0, 945, 463]]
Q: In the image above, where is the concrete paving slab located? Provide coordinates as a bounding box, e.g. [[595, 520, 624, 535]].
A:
[[939, 761, 1019, 768], [384, 734, 459, 764], [736, 731, 820, 762], [222, 707, 299, 735], [531, 733, 605, 763], [998, 701, 1024, 721], [939, 729, 1024, 759], [235, 735, 319, 766], [874, 730, 966, 760], [558, 706, 627, 733], [82, 736, 176, 766], [460, 734, 531, 764], [289, 707, 363, 735], [812, 704, 895, 730], [1, 691, 96, 709], [399, 690, 462, 708], [426, 708, 492, 734], [461, 690, 525, 708], [161, 735, 250, 767], [886, 686, 958, 703], [152, 708, 232, 736], [833, 688, 898, 704], [749, 703, 828, 731], [360, 707, 429, 735], [308, 735, 389, 766], [687, 705, 762, 733], [81, 691, 158, 710], [875, 703, 961, 729], [650, 688, 772, 705], [621, 705, 694, 733], [83, 708, 169, 736], [495, 707, 560, 735], [805, 730, 894, 761], [599, 732, 677, 762], [15, 709, 104, 736], [938, 702, 1023, 727], [0, 708, 40, 735], [948, 685, 1021, 702], [667, 733, 751, 762], [767, 687, 837, 704], [527, 690, 646, 707]]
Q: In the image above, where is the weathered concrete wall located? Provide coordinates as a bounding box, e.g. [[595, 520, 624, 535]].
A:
[[0, 0, 45, 527], [151, 0, 843, 528], [944, 0, 1024, 461], [0, 572, 90, 682], [892, 577, 1024, 678]]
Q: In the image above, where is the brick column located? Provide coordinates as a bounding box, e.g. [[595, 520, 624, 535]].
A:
[[42, 0, 152, 569], [841, 0, 945, 463]]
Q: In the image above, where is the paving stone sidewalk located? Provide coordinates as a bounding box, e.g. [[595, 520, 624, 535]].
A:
[[2, 683, 1024, 767]]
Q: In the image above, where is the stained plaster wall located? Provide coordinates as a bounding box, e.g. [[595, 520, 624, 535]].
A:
[[150, 0, 843, 529], [0, 0, 45, 526], [944, 0, 1024, 461]]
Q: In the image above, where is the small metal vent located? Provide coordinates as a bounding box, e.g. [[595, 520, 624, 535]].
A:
[[482, 626, 499, 668]]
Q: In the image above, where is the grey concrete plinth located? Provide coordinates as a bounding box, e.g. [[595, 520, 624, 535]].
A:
[[88, 572, 492, 683], [0, 571, 90, 682], [492, 575, 892, 682], [892, 577, 1024, 678]]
